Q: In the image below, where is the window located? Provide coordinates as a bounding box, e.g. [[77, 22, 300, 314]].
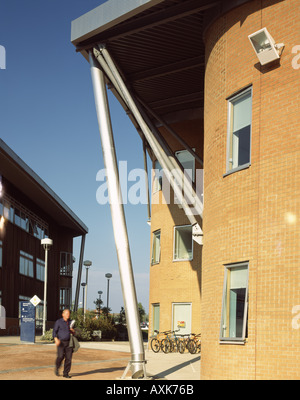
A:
[[220, 263, 249, 342], [151, 230, 161, 265], [153, 160, 163, 193], [19, 251, 34, 278], [173, 225, 193, 261], [15, 209, 28, 231], [0, 194, 49, 239], [227, 87, 252, 173], [60, 288, 71, 310], [152, 304, 160, 335], [0, 240, 2, 268], [60, 252, 73, 277], [175, 149, 195, 182], [35, 302, 44, 330], [36, 258, 45, 281]]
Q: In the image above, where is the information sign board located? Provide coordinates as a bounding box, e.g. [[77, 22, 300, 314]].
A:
[[20, 301, 36, 343]]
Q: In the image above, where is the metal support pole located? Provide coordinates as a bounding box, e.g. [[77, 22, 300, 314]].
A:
[[143, 140, 151, 222], [84, 268, 89, 320], [89, 51, 146, 379], [107, 278, 110, 309], [94, 46, 203, 238], [74, 234, 86, 312]]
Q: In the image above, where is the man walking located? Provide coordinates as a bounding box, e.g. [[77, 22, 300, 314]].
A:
[[53, 309, 74, 378]]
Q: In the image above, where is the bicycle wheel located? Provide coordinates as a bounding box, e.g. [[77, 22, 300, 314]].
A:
[[197, 342, 201, 353], [150, 338, 160, 353], [161, 338, 171, 353], [187, 340, 197, 354], [178, 340, 186, 354], [170, 339, 177, 353]]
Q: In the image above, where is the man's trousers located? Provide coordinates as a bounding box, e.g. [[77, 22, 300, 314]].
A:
[[56, 340, 73, 375]]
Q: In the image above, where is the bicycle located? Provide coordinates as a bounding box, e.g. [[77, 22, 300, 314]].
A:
[[177, 334, 190, 354], [161, 330, 180, 353], [187, 333, 201, 354], [150, 330, 171, 353]]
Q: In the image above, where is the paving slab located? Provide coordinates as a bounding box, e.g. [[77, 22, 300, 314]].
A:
[[0, 337, 201, 381]]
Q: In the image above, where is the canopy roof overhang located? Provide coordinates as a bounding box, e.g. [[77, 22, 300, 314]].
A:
[[71, 0, 226, 126], [71, 0, 253, 125], [0, 139, 88, 237]]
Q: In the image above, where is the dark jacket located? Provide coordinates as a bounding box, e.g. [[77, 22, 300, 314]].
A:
[[53, 318, 71, 341]]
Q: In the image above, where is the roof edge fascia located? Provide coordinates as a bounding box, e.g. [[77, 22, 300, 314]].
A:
[[71, 0, 165, 45]]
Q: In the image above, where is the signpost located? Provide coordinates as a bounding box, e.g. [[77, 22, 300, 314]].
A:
[[20, 296, 41, 343]]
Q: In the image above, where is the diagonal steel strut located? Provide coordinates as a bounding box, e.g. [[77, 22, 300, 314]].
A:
[[93, 45, 203, 244]]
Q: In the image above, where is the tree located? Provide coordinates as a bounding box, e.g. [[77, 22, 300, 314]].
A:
[[93, 298, 103, 318], [119, 306, 126, 324], [101, 307, 112, 318], [118, 303, 146, 324], [138, 303, 146, 322]]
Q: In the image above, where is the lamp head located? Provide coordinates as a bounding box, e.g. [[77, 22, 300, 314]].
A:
[[105, 273, 112, 279], [84, 260, 92, 268], [41, 238, 53, 250]]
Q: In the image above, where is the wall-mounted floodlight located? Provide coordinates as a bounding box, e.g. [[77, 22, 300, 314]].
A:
[[248, 28, 284, 65]]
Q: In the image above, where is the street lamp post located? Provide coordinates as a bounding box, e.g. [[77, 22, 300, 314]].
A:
[[105, 273, 112, 310], [98, 290, 103, 318], [81, 283, 86, 315], [83, 260, 92, 320], [41, 238, 53, 336]]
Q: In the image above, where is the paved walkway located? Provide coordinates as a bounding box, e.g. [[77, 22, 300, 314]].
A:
[[0, 337, 201, 381]]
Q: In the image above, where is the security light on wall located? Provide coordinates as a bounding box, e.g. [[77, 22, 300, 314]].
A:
[[248, 28, 284, 65]]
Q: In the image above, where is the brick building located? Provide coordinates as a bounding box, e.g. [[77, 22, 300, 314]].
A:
[[0, 139, 88, 335], [202, 0, 300, 380], [72, 0, 300, 379]]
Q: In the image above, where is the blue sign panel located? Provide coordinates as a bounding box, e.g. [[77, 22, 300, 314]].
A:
[[20, 302, 36, 343]]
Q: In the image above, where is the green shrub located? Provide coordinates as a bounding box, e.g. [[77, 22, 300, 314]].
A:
[[71, 310, 117, 341], [40, 328, 54, 342], [74, 327, 92, 341]]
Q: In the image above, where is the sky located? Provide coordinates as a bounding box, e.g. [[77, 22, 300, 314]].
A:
[[0, 0, 152, 313]]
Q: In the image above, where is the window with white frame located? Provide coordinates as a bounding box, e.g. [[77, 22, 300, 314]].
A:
[[151, 230, 161, 265], [153, 160, 163, 193], [19, 251, 34, 278], [175, 149, 195, 182], [227, 87, 252, 172], [173, 225, 193, 261], [220, 263, 249, 342]]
